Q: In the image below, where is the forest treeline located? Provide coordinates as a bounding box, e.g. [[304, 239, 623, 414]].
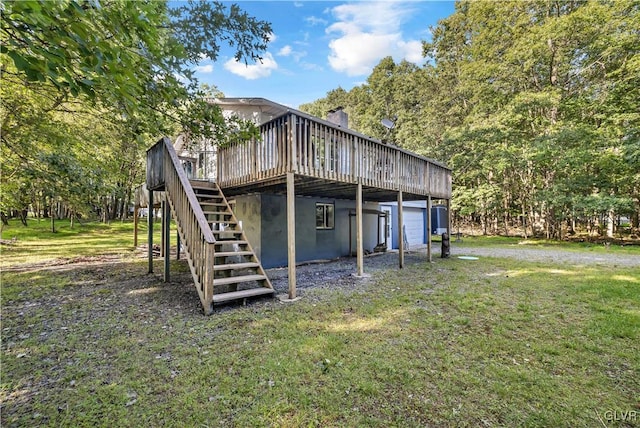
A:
[[2, 1, 637, 239], [1, 0, 270, 231], [300, 1, 639, 239]]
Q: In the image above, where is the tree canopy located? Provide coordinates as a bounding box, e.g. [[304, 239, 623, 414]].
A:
[[1, 0, 271, 227], [300, 0, 639, 238]]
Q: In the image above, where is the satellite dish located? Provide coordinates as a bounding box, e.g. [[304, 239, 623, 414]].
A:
[[381, 118, 395, 129]]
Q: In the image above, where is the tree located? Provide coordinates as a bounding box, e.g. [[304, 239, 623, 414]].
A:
[[302, 0, 639, 238], [1, 0, 271, 137], [0, 0, 272, 223]]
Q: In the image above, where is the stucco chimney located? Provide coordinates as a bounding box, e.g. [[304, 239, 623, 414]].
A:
[[327, 107, 348, 128]]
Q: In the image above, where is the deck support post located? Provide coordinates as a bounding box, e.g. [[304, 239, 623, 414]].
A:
[[398, 190, 404, 268], [286, 172, 297, 299], [446, 198, 452, 238], [160, 201, 166, 258], [176, 232, 181, 260], [163, 200, 170, 283], [427, 196, 432, 262], [147, 190, 154, 274], [356, 181, 363, 276], [134, 206, 139, 247]]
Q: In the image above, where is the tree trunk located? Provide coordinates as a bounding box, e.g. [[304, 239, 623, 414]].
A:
[[19, 209, 28, 227], [606, 209, 614, 238]]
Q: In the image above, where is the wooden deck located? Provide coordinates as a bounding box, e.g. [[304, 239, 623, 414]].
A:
[[145, 111, 452, 313], [216, 112, 451, 201]]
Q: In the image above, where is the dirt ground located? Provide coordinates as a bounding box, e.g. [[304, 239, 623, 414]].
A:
[[3, 244, 637, 318]]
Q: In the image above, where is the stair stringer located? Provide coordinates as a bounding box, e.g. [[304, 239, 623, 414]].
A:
[[211, 182, 274, 291]]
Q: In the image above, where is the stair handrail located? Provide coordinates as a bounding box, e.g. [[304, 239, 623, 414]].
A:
[[148, 137, 216, 313], [153, 137, 215, 243]]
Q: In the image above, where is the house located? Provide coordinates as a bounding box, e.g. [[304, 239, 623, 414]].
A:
[[145, 98, 452, 314], [380, 202, 449, 250]]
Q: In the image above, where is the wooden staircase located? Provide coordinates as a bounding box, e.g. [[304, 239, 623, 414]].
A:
[[189, 180, 274, 305], [147, 137, 273, 315]]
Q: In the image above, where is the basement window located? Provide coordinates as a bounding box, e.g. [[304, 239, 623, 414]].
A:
[[316, 203, 335, 230]]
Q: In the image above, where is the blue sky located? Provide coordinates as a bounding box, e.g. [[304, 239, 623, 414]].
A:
[[192, 1, 455, 108]]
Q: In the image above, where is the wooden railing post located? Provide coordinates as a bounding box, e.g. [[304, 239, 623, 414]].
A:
[[290, 114, 298, 173], [395, 150, 400, 190]]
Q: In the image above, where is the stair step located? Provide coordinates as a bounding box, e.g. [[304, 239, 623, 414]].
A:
[[212, 230, 242, 235], [214, 262, 259, 271], [203, 211, 231, 216], [209, 220, 237, 225], [212, 287, 274, 304], [200, 202, 227, 207], [190, 182, 216, 190], [193, 190, 219, 196], [214, 251, 254, 257], [214, 274, 267, 286], [215, 240, 248, 245]]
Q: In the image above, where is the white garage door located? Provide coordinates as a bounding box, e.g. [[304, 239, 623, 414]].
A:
[[403, 208, 425, 247]]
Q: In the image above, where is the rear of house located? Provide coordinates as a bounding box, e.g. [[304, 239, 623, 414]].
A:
[[176, 97, 451, 268], [147, 97, 452, 311]]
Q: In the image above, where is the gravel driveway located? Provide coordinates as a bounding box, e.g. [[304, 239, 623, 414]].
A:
[[266, 244, 639, 296], [450, 245, 640, 267]]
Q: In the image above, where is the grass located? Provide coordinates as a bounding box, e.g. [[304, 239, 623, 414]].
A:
[[1, 223, 639, 427], [1, 218, 163, 266]]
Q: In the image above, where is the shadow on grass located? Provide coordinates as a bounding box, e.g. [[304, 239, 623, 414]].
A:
[[1, 254, 639, 427]]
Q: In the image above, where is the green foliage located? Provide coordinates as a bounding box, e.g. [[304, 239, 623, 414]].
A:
[[302, 0, 640, 237], [0, 0, 272, 221]]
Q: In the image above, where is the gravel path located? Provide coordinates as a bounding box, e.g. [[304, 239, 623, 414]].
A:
[[450, 245, 640, 267], [266, 244, 639, 296]]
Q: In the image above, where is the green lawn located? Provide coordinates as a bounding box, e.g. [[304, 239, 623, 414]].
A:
[[1, 218, 161, 266], [1, 222, 639, 427]]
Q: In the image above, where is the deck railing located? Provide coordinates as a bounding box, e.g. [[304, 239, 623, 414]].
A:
[[217, 113, 451, 198], [147, 138, 215, 311]]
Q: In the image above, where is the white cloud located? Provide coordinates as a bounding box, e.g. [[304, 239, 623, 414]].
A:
[[223, 52, 278, 80], [300, 62, 324, 72], [326, 1, 424, 76], [277, 45, 308, 63], [305, 16, 328, 26], [195, 64, 214, 73], [278, 45, 293, 57], [328, 32, 400, 76], [398, 40, 423, 64]]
